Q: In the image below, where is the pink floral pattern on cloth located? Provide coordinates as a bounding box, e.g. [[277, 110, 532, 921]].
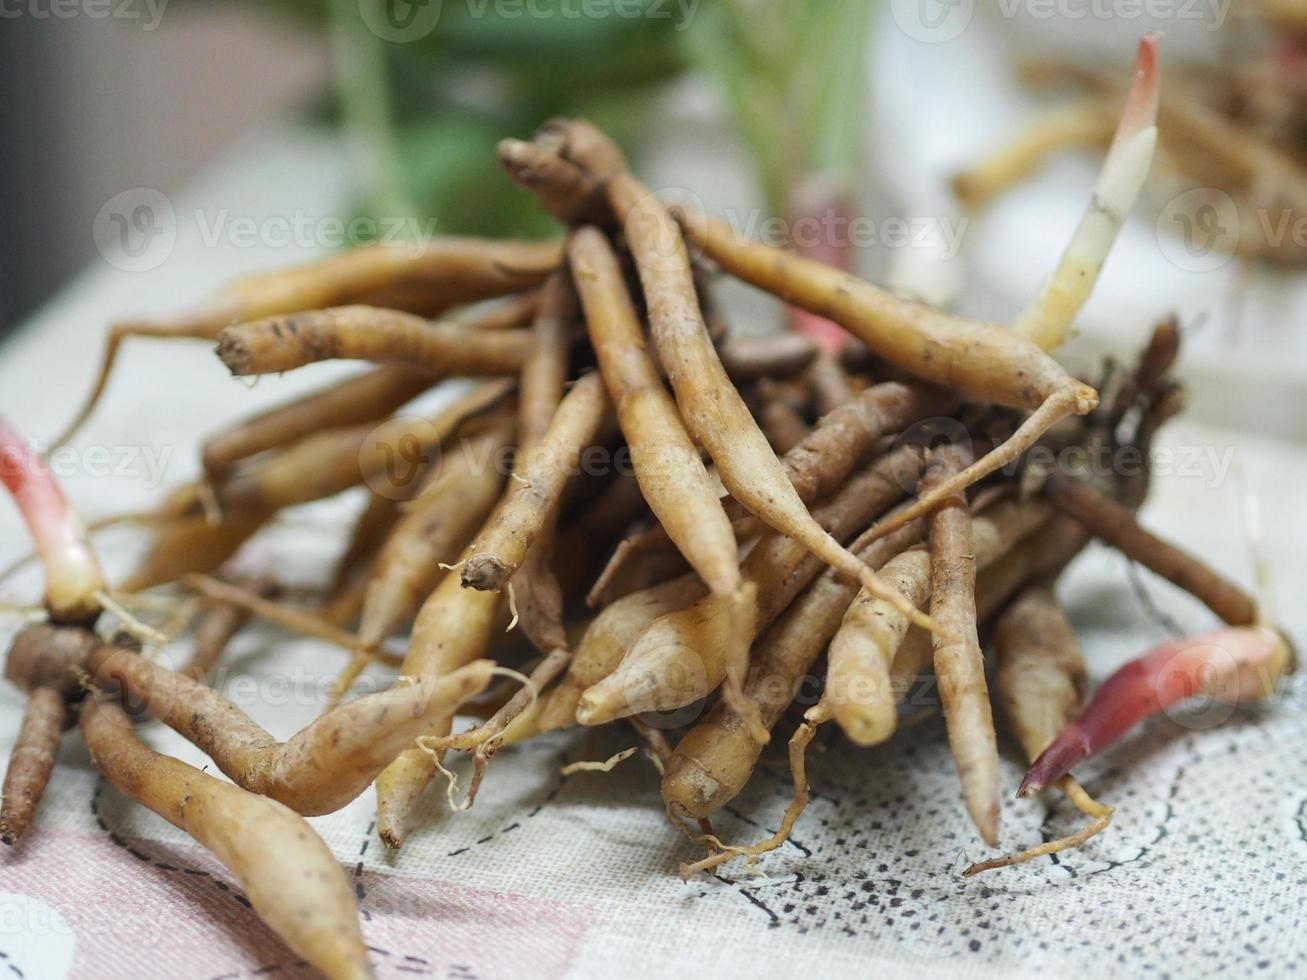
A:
[[0, 828, 590, 979]]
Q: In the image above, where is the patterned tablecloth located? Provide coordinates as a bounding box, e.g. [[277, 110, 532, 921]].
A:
[[0, 125, 1304, 980]]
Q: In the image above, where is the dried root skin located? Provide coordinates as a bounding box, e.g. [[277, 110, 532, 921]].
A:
[[579, 447, 922, 726], [201, 366, 435, 480], [974, 564, 1113, 874], [216, 306, 532, 378], [575, 582, 756, 726], [994, 583, 1089, 763], [717, 334, 818, 384], [374, 566, 503, 847], [0, 687, 65, 845], [827, 498, 1050, 747], [474, 271, 578, 653], [269, 662, 494, 813], [600, 175, 945, 641], [55, 236, 556, 448], [759, 391, 811, 454], [209, 236, 558, 331], [215, 424, 375, 514], [675, 208, 1096, 543], [537, 572, 706, 731], [357, 422, 513, 650], [497, 138, 608, 225], [827, 548, 932, 745], [926, 450, 999, 846], [329, 490, 406, 605], [1048, 472, 1256, 626], [569, 228, 742, 598], [674, 208, 1087, 413], [350, 380, 516, 503], [80, 699, 372, 980], [676, 712, 823, 879], [662, 520, 928, 820], [376, 740, 442, 850], [83, 641, 493, 815], [591, 379, 959, 577], [119, 510, 271, 594], [462, 372, 609, 592], [863, 383, 1095, 544], [544, 119, 946, 639], [183, 580, 266, 681], [5, 623, 97, 698]]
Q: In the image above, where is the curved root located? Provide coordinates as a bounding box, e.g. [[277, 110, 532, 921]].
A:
[[962, 777, 1113, 877]]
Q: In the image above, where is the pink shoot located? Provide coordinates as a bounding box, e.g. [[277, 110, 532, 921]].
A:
[[785, 178, 852, 353], [0, 418, 104, 624], [1115, 34, 1160, 145], [1020, 624, 1291, 796]]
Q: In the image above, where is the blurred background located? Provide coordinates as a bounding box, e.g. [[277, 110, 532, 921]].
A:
[[3, 0, 1306, 442]]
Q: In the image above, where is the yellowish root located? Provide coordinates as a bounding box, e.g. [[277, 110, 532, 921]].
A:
[[94, 590, 169, 647], [678, 704, 828, 880], [560, 747, 637, 775], [962, 777, 1113, 876]]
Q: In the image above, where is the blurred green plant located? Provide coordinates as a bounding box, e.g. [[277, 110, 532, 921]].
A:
[[254, 0, 689, 237], [683, 0, 875, 218], [244, 0, 873, 238]]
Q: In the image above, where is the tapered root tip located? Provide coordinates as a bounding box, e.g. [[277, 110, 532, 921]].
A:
[[1020, 726, 1088, 797], [496, 138, 535, 175], [1120, 35, 1160, 140], [833, 701, 897, 748], [497, 137, 525, 161], [574, 687, 629, 726], [1016, 779, 1042, 798], [461, 554, 511, 592], [214, 329, 252, 376], [661, 754, 728, 821]]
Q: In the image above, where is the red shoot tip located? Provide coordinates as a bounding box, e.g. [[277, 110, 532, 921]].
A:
[[1114, 35, 1160, 146], [1019, 624, 1287, 796], [785, 182, 853, 353], [0, 417, 104, 624]]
